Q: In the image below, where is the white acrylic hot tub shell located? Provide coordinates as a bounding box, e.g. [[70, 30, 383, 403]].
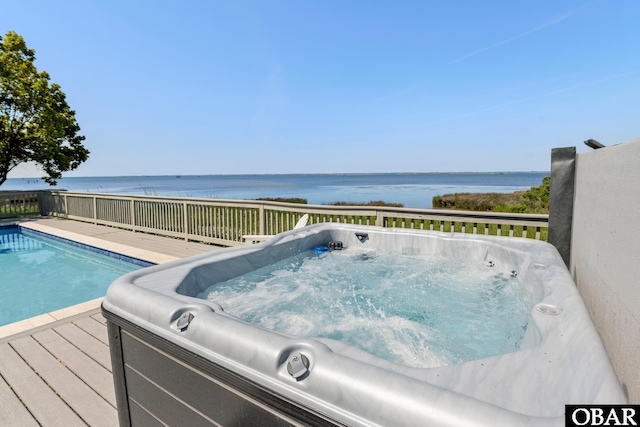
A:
[[103, 224, 627, 427]]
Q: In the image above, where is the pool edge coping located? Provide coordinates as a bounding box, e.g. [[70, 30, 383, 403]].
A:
[[0, 220, 182, 339]]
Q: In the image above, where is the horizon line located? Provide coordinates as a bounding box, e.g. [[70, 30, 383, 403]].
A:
[[5, 170, 551, 180]]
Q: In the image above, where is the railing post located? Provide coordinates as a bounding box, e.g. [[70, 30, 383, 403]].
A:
[[259, 204, 265, 235], [183, 201, 188, 241], [375, 210, 385, 227], [130, 198, 136, 232], [93, 196, 98, 225], [63, 194, 68, 219]]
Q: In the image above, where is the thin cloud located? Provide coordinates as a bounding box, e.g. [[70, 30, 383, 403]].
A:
[[339, 68, 640, 145], [449, 3, 589, 65], [470, 69, 640, 114]]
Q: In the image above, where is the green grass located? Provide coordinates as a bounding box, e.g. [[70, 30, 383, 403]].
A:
[[384, 217, 548, 241]]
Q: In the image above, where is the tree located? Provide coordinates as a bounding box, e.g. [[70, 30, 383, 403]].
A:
[[0, 31, 88, 186]]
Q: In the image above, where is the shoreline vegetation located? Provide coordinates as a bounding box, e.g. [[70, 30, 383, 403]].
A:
[[257, 176, 550, 214], [432, 176, 549, 214], [256, 197, 404, 208]]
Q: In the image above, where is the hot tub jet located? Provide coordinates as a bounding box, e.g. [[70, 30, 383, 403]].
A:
[[355, 232, 369, 243]]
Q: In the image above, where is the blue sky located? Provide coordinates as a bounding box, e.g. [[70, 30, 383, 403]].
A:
[[3, 0, 639, 177]]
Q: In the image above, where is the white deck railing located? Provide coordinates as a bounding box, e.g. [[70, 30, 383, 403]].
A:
[[34, 191, 549, 246]]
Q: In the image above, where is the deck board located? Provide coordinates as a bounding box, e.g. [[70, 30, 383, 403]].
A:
[[91, 313, 108, 325], [53, 322, 112, 371], [73, 316, 110, 346], [24, 217, 217, 259], [0, 352, 41, 427], [10, 335, 118, 427], [32, 329, 117, 406], [0, 342, 88, 427]]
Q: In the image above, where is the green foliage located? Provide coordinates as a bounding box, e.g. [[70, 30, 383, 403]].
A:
[[0, 31, 88, 186], [327, 200, 404, 207], [254, 198, 404, 207], [256, 197, 308, 204], [493, 203, 529, 213], [432, 192, 525, 211], [432, 176, 550, 214], [520, 176, 550, 212]]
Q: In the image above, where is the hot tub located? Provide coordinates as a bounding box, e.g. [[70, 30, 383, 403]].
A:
[[102, 224, 626, 426]]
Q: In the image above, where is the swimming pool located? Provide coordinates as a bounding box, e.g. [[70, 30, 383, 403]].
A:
[[0, 226, 151, 326], [104, 224, 627, 426]]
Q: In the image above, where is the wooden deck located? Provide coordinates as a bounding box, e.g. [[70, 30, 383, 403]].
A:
[[0, 310, 117, 426], [0, 218, 223, 426], [18, 217, 218, 262]]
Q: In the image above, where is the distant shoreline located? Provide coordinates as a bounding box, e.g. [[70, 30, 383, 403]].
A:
[[6, 171, 550, 180]]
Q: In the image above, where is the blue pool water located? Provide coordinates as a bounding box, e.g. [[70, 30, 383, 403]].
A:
[[198, 248, 531, 368], [0, 227, 149, 326]]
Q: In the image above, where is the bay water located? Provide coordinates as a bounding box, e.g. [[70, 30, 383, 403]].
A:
[[4, 172, 547, 209]]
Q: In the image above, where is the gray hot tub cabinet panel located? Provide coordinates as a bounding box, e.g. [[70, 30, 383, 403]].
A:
[[103, 224, 627, 427], [106, 313, 343, 427]]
